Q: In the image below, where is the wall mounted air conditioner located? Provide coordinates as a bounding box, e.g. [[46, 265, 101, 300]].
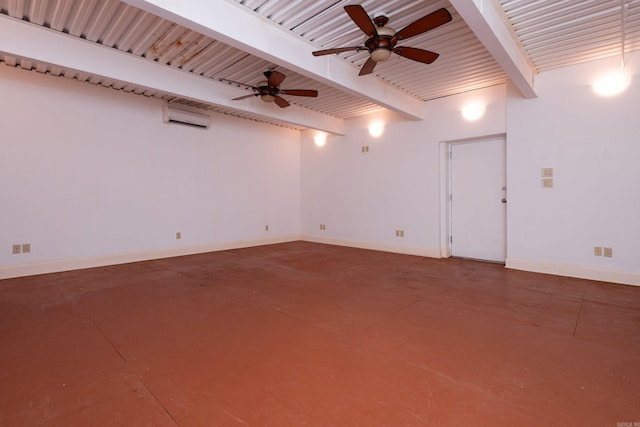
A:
[[162, 105, 211, 129]]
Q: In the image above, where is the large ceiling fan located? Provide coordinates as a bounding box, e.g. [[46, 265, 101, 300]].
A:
[[312, 5, 452, 76], [220, 70, 318, 108]]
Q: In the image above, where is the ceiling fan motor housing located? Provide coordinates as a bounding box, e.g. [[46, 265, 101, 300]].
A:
[[256, 79, 279, 102]]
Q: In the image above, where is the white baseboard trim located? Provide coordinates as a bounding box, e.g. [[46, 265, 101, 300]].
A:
[[8, 240, 635, 287], [0, 235, 301, 280], [301, 235, 442, 258], [506, 257, 640, 287]]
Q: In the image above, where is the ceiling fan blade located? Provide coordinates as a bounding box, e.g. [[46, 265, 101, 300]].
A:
[[232, 94, 258, 101], [344, 5, 377, 38], [393, 46, 440, 64], [267, 70, 286, 87], [219, 78, 256, 90], [394, 8, 452, 41], [312, 46, 363, 56], [358, 57, 378, 76], [274, 96, 290, 108], [280, 89, 318, 97]]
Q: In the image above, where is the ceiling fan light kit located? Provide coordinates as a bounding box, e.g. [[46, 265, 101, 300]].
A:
[[370, 47, 392, 62], [312, 5, 452, 76]]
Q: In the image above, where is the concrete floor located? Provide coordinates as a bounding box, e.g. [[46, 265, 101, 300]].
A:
[[1, 241, 639, 426]]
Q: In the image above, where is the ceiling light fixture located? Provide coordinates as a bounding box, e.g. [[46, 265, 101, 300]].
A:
[[593, 0, 631, 97]]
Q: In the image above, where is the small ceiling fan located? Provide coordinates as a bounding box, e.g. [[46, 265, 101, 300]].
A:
[[312, 5, 452, 76], [219, 70, 318, 108]]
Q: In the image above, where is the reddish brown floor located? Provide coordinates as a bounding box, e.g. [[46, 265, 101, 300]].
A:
[[1, 241, 639, 426]]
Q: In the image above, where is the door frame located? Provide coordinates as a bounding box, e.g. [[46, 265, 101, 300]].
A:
[[438, 133, 506, 259]]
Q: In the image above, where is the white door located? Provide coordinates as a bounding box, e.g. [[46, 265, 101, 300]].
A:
[[450, 137, 506, 262]]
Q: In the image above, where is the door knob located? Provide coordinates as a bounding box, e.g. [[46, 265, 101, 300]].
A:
[[501, 198, 507, 203]]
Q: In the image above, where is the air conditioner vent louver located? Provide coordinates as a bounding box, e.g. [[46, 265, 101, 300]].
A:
[[163, 105, 211, 129]]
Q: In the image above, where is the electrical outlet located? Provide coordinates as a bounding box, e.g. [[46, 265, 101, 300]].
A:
[[12, 244, 21, 254], [541, 168, 554, 177], [594, 246, 602, 256], [22, 243, 31, 253], [541, 178, 553, 188], [603, 247, 613, 258], [176, 232, 181, 240], [320, 224, 326, 230]]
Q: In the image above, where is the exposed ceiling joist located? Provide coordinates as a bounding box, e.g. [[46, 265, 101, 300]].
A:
[[450, 0, 537, 98], [0, 14, 345, 134], [120, 0, 425, 120]]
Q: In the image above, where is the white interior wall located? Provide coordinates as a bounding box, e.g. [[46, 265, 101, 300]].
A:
[[0, 65, 301, 278], [506, 51, 640, 285], [300, 84, 507, 257], [2, 50, 639, 286]]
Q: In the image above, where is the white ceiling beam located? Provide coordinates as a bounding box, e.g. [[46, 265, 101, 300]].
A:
[[450, 0, 537, 98], [0, 15, 344, 134], [120, 0, 425, 120]]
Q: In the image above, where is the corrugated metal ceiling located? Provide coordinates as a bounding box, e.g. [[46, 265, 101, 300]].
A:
[[1, 0, 638, 130], [0, 0, 387, 125], [235, 0, 509, 100], [501, 0, 640, 72]]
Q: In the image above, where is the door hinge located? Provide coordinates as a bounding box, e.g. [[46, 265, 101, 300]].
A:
[[449, 193, 452, 201], [450, 236, 453, 243]]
